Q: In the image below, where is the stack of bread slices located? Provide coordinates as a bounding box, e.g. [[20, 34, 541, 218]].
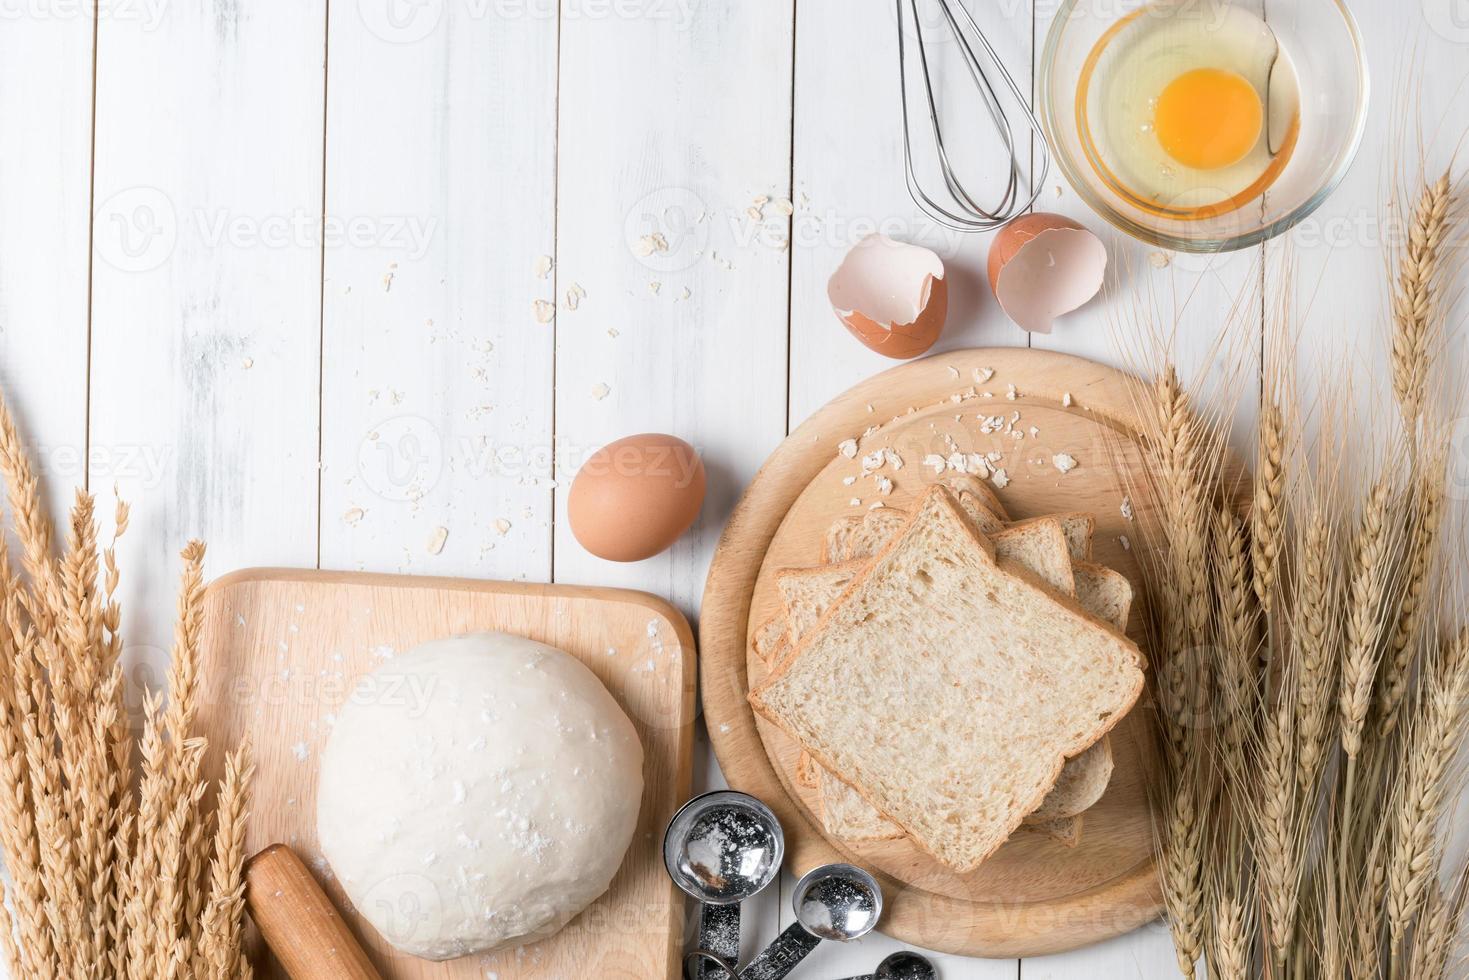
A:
[[748, 478, 1145, 873]]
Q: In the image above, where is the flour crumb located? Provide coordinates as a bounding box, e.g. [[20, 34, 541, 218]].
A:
[[533, 299, 556, 324], [494, 518, 513, 535], [1120, 535, 1132, 551], [634, 232, 669, 257], [1062, 391, 1074, 408], [973, 367, 995, 383], [343, 506, 365, 526], [291, 742, 309, 763], [590, 382, 611, 401], [564, 282, 586, 311], [427, 526, 449, 555], [991, 468, 1011, 489], [1121, 496, 1135, 521], [837, 439, 858, 459], [533, 254, 554, 279], [1052, 453, 1078, 474]]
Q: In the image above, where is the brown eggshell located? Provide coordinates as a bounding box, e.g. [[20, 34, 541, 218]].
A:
[[987, 212, 1107, 335], [828, 234, 948, 360], [567, 433, 707, 563]]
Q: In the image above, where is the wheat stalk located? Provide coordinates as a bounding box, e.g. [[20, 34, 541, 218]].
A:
[[1292, 502, 1341, 793], [1339, 474, 1399, 760], [1161, 750, 1208, 978], [1391, 172, 1454, 434], [1377, 459, 1447, 738], [1252, 400, 1288, 614], [1213, 509, 1256, 765], [0, 387, 251, 977], [1386, 629, 1469, 952]]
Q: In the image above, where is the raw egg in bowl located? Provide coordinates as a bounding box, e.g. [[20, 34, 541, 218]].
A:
[[1041, 0, 1366, 252]]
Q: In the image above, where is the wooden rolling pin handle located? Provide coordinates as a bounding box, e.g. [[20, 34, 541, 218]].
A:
[[246, 843, 385, 980]]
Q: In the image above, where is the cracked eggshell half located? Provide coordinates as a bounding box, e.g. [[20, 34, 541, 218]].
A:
[[987, 213, 1107, 335], [828, 234, 948, 360]]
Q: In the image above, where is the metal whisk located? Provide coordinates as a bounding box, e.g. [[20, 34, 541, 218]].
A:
[[895, 0, 1050, 232]]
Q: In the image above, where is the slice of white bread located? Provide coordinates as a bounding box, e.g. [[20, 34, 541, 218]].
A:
[[1026, 739, 1115, 821], [818, 766, 906, 842], [752, 617, 788, 665], [1075, 562, 1134, 634], [749, 487, 1145, 872], [822, 468, 1011, 563], [810, 509, 1127, 837], [1027, 814, 1083, 848], [822, 516, 864, 564], [777, 562, 864, 640], [938, 472, 1009, 521], [795, 751, 820, 790], [802, 516, 1078, 841]]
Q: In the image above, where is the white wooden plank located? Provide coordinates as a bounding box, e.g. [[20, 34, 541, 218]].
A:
[[0, 12, 93, 533], [318, 3, 559, 582], [1279, 3, 1469, 426], [1021, 922, 1179, 979], [1028, 1, 1265, 462], [550, 0, 797, 962], [1021, 1, 1258, 974], [0, 17, 94, 980], [89, 1, 326, 677], [788, 0, 1029, 974]]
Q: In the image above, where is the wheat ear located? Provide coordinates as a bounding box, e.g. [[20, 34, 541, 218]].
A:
[[1377, 459, 1446, 737], [1339, 475, 1398, 760], [195, 743, 254, 980], [1386, 629, 1469, 950], [1293, 504, 1341, 792], [1252, 400, 1288, 613], [1390, 171, 1454, 433]]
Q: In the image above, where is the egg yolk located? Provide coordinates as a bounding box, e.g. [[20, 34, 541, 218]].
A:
[[1154, 67, 1263, 170]]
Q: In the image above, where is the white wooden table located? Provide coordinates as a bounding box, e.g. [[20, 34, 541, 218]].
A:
[[1, 1, 1464, 976]]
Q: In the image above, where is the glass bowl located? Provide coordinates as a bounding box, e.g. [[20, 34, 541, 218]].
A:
[[1039, 0, 1368, 252]]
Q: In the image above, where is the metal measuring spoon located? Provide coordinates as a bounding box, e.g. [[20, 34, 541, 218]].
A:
[[736, 864, 883, 980], [664, 791, 785, 980], [835, 950, 938, 980]]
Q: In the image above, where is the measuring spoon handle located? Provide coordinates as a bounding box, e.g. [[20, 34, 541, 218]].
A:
[[737, 922, 822, 980], [699, 903, 741, 980]]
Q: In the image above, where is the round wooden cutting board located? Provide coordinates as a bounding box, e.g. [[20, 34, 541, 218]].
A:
[[701, 348, 1172, 958]]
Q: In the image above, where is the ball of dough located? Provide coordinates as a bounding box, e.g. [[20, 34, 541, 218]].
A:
[[316, 632, 644, 961]]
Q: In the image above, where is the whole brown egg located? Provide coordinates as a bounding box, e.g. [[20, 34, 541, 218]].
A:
[[567, 434, 707, 562]]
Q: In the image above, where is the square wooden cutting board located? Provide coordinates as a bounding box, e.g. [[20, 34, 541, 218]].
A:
[[196, 568, 695, 980]]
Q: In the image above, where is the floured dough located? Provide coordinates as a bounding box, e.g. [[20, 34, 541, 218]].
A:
[[316, 632, 644, 961]]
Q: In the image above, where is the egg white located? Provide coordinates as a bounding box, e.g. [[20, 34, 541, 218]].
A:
[[1082, 0, 1301, 213]]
